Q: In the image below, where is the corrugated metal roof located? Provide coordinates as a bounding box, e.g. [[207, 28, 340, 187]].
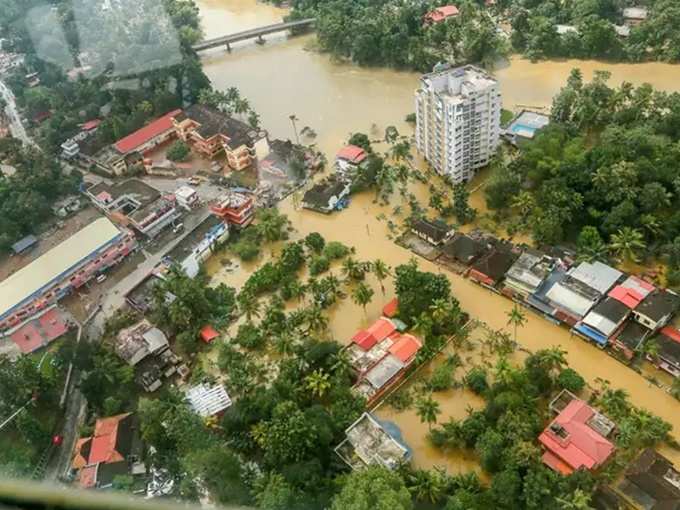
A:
[[0, 217, 121, 319], [546, 283, 596, 317], [569, 262, 622, 294], [186, 384, 232, 417]]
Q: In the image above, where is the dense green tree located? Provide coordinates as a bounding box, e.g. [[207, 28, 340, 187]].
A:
[[166, 140, 191, 162], [395, 260, 451, 324], [331, 466, 413, 510]]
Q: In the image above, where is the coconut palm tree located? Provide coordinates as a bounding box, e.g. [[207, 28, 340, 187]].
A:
[[238, 291, 261, 321], [416, 394, 441, 430], [671, 377, 680, 401], [330, 349, 353, 380], [303, 305, 328, 334], [371, 259, 391, 295], [506, 305, 527, 343], [511, 191, 536, 226], [555, 489, 594, 510], [609, 227, 646, 263], [407, 469, 444, 505], [305, 369, 331, 398], [274, 332, 296, 357], [352, 282, 374, 315]]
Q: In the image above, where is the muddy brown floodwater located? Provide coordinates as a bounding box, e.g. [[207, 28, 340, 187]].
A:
[[197, 0, 680, 467]]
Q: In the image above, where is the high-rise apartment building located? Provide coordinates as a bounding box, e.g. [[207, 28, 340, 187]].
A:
[[415, 65, 501, 183]]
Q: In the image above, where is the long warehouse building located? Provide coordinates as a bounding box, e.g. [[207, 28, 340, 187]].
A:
[[0, 218, 137, 332]]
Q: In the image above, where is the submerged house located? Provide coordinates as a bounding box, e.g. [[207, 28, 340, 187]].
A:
[[302, 178, 351, 214], [649, 327, 680, 378], [335, 144, 368, 178], [545, 261, 622, 326], [348, 318, 422, 404], [503, 250, 557, 300], [574, 297, 631, 348], [616, 448, 680, 509], [611, 320, 652, 360], [440, 233, 488, 270], [468, 246, 517, 289], [410, 218, 454, 246], [539, 390, 615, 475], [632, 290, 680, 332], [335, 412, 411, 471]]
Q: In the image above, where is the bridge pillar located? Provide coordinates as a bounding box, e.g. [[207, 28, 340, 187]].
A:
[[256, 35, 265, 45], [226, 42, 231, 52]]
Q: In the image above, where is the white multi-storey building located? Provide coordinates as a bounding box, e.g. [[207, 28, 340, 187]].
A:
[[415, 64, 501, 183]]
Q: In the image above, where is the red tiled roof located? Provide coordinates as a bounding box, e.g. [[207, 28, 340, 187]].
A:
[[114, 109, 181, 154], [72, 437, 91, 470], [352, 330, 378, 350], [200, 325, 219, 343], [81, 119, 101, 131], [542, 450, 574, 475], [388, 334, 422, 363], [85, 413, 130, 465], [660, 326, 680, 343], [351, 318, 396, 350], [383, 298, 399, 318], [425, 5, 460, 23], [608, 276, 655, 309], [609, 286, 644, 309], [539, 399, 614, 473], [336, 145, 367, 164]]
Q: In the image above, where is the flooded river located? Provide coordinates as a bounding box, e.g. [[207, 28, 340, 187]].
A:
[[196, 0, 680, 466]]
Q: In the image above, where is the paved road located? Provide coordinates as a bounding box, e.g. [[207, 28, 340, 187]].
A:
[[44, 207, 212, 481], [0, 79, 36, 147]]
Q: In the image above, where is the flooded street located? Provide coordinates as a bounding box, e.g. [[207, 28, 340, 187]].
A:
[[196, 0, 680, 467]]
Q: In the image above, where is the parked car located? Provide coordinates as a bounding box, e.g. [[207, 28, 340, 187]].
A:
[[96, 274, 107, 283]]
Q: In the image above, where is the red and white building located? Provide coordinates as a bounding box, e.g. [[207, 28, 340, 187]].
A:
[[210, 191, 255, 228], [335, 144, 368, 178], [0, 218, 136, 333], [348, 317, 422, 404], [539, 390, 615, 475]]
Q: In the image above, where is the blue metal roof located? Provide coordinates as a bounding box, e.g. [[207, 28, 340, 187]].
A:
[[11, 235, 38, 254]]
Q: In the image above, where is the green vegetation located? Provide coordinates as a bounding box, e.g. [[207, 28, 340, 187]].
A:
[[0, 138, 81, 251], [166, 140, 190, 162], [151, 266, 237, 353], [0, 352, 62, 476], [288, 0, 507, 71], [509, 0, 680, 62], [426, 349, 671, 509], [0, 0, 211, 155], [486, 70, 680, 278]]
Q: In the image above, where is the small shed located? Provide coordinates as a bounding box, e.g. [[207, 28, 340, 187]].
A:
[[11, 235, 38, 255], [200, 325, 220, 343]]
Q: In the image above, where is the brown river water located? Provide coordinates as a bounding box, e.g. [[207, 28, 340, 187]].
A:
[[197, 0, 680, 468]]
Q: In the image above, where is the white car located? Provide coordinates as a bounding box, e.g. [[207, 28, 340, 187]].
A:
[[96, 274, 107, 283]]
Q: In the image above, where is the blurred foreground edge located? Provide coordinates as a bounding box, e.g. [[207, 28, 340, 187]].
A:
[[0, 477, 253, 510]]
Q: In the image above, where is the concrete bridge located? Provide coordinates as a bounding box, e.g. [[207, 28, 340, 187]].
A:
[[192, 18, 316, 52]]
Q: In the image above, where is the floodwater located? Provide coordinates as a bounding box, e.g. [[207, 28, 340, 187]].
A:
[[197, 0, 680, 467]]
